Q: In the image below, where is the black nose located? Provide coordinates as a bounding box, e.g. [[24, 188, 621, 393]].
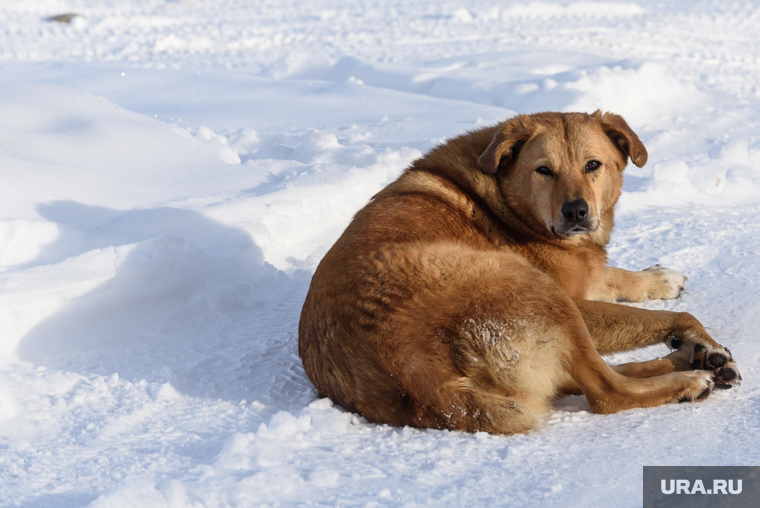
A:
[[561, 199, 589, 224]]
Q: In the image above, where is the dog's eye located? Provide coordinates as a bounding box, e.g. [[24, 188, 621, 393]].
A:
[[585, 160, 601, 173], [535, 166, 554, 177]]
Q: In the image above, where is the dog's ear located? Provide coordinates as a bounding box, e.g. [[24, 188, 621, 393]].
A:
[[595, 110, 647, 168], [478, 115, 532, 175]]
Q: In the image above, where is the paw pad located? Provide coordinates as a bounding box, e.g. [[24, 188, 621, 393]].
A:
[[666, 334, 741, 388]]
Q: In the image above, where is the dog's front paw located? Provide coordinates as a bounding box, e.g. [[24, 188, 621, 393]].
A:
[[642, 264, 685, 300], [666, 334, 741, 389]]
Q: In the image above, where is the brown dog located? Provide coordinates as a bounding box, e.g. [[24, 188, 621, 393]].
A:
[[298, 111, 741, 434]]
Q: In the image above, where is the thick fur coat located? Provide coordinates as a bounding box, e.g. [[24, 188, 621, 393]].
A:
[[299, 111, 741, 434]]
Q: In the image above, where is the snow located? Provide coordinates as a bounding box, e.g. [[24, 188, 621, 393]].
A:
[[1, 0, 760, 506]]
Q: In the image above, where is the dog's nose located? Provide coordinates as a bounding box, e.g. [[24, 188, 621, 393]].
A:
[[561, 199, 589, 224]]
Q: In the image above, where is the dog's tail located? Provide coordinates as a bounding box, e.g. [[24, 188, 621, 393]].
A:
[[391, 373, 544, 434]]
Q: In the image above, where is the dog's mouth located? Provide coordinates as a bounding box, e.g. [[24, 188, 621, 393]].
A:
[[551, 220, 597, 238]]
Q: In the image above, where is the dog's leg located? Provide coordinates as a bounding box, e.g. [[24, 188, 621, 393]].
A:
[[424, 290, 715, 422], [534, 297, 715, 411], [556, 358, 675, 395], [588, 266, 685, 302], [566, 340, 715, 413], [574, 299, 741, 388]]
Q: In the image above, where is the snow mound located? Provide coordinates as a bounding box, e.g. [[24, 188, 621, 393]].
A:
[[88, 478, 202, 508], [0, 82, 249, 220], [620, 138, 760, 211], [0, 219, 58, 268], [563, 63, 707, 127], [292, 56, 705, 130]]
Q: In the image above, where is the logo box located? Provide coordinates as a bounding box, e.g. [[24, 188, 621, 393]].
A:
[[643, 466, 760, 508]]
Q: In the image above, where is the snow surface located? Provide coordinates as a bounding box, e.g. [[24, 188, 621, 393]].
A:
[[2, 0, 760, 506]]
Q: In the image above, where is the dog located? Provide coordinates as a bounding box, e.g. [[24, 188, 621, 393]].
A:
[[298, 111, 741, 434]]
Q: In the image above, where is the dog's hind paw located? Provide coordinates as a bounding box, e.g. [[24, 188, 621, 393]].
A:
[[676, 371, 714, 403], [665, 335, 742, 389]]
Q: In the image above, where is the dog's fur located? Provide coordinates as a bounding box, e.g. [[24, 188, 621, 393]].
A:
[[298, 111, 741, 434]]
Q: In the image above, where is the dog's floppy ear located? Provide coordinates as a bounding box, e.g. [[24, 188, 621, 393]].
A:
[[478, 115, 532, 175], [595, 110, 647, 168]]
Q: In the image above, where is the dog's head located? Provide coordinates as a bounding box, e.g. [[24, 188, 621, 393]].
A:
[[477, 111, 646, 242]]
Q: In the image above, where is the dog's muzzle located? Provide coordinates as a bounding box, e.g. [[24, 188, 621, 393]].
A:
[[553, 199, 597, 237]]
